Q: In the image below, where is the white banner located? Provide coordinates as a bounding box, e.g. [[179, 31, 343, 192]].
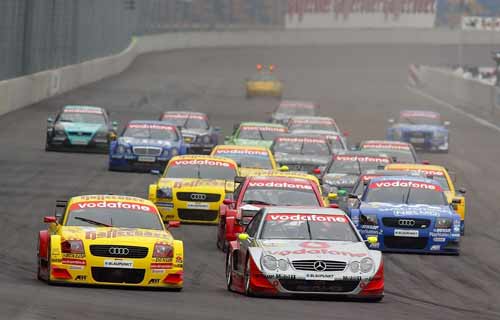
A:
[[286, 0, 437, 29], [462, 16, 500, 31]]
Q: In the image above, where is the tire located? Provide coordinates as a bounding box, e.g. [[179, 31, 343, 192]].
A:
[[36, 238, 43, 281], [225, 252, 233, 291], [170, 287, 183, 292], [244, 257, 254, 297], [364, 295, 384, 302], [46, 242, 52, 284]]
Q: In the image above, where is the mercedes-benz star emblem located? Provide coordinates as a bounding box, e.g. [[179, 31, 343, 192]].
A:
[[398, 219, 416, 227], [109, 247, 129, 255], [313, 261, 327, 272], [190, 193, 207, 201]]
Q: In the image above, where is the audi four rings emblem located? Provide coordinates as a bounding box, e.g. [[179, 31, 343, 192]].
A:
[[313, 261, 327, 272], [398, 219, 416, 227], [190, 193, 207, 201], [109, 247, 129, 255]]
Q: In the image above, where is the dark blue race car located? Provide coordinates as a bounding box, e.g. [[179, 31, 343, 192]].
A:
[[109, 120, 187, 172], [386, 110, 450, 152], [349, 176, 461, 255]]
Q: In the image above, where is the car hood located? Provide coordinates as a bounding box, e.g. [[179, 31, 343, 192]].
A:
[[119, 137, 174, 147], [60, 226, 173, 244], [158, 178, 235, 191], [359, 202, 454, 218], [392, 124, 447, 133], [232, 139, 272, 148], [181, 128, 209, 137], [274, 153, 330, 166], [60, 122, 105, 133], [322, 173, 359, 187]]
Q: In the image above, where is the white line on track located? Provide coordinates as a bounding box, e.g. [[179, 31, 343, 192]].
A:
[[406, 85, 500, 133]]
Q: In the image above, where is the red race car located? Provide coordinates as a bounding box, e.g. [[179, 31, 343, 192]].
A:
[[217, 175, 326, 252]]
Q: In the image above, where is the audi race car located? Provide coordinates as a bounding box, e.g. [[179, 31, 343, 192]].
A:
[[218, 175, 328, 251], [270, 100, 319, 125], [320, 152, 392, 195], [245, 64, 283, 98], [46, 105, 118, 153], [385, 163, 466, 235], [288, 130, 347, 153], [359, 140, 418, 163], [387, 110, 450, 152], [159, 111, 220, 154], [148, 155, 238, 224], [109, 121, 187, 172], [210, 145, 278, 176], [271, 136, 332, 174], [225, 122, 287, 149], [349, 176, 461, 254], [37, 195, 184, 289], [225, 207, 383, 301]]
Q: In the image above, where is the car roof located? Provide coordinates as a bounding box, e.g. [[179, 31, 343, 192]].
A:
[[276, 134, 328, 141], [64, 105, 103, 111], [334, 151, 390, 158], [214, 145, 269, 152], [240, 122, 285, 128], [247, 176, 314, 184], [128, 120, 176, 126], [170, 154, 238, 165], [263, 206, 346, 215], [70, 194, 153, 205], [369, 175, 439, 184], [289, 129, 341, 135], [361, 140, 411, 146], [289, 116, 335, 121], [162, 111, 207, 117], [400, 110, 440, 117]]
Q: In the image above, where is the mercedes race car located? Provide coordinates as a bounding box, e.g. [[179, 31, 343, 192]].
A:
[[225, 122, 287, 149], [148, 155, 238, 224], [159, 111, 220, 154], [246, 64, 283, 98], [387, 110, 449, 152], [225, 207, 384, 301], [358, 140, 418, 163], [109, 121, 187, 172], [270, 100, 319, 125], [37, 195, 184, 289], [288, 130, 347, 152], [271, 135, 332, 174], [349, 176, 461, 254], [210, 145, 279, 176], [46, 105, 118, 153], [218, 175, 329, 251], [385, 163, 466, 235]]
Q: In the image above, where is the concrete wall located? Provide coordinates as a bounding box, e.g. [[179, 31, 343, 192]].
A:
[[3, 29, 500, 117]]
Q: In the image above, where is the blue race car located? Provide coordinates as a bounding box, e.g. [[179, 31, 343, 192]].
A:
[[386, 110, 450, 152], [349, 176, 461, 255], [109, 120, 187, 172]]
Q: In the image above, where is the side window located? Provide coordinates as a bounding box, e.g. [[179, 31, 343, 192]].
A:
[[246, 211, 263, 237]]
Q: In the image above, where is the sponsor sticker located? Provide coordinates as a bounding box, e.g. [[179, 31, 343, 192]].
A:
[[68, 265, 85, 270], [394, 229, 419, 238], [71, 140, 89, 146], [240, 126, 286, 133], [433, 237, 446, 242], [335, 155, 390, 163], [62, 258, 87, 266], [104, 260, 134, 269], [215, 149, 268, 156], [151, 263, 173, 270], [172, 180, 227, 188], [162, 114, 207, 120], [170, 159, 234, 168], [128, 124, 175, 131], [392, 168, 445, 176], [71, 201, 156, 213], [369, 180, 442, 191], [430, 245, 441, 251], [266, 214, 346, 223], [85, 229, 170, 240], [249, 181, 312, 190], [186, 202, 210, 210], [138, 156, 156, 163], [151, 269, 166, 274], [362, 143, 410, 150], [280, 101, 316, 109], [401, 111, 439, 119], [64, 108, 103, 114], [277, 137, 326, 144]]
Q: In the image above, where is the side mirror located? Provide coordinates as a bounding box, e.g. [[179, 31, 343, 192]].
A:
[[312, 167, 322, 175], [365, 236, 378, 245], [44, 216, 57, 224], [458, 187, 466, 194], [234, 176, 245, 184], [223, 199, 234, 206], [279, 165, 289, 172], [328, 193, 338, 201], [238, 233, 250, 241], [338, 190, 347, 197], [444, 121, 451, 126], [388, 118, 395, 124], [167, 221, 181, 228], [47, 117, 54, 123]]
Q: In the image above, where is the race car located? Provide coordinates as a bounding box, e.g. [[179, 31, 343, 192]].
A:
[[210, 145, 279, 176], [387, 110, 450, 152], [217, 175, 329, 251], [159, 111, 220, 154], [245, 64, 283, 98], [288, 130, 347, 152], [109, 121, 187, 172], [225, 122, 287, 149], [385, 163, 466, 235], [320, 152, 393, 194], [148, 155, 238, 224], [287, 116, 343, 135], [225, 207, 383, 301], [358, 140, 418, 163], [271, 135, 332, 174], [37, 195, 184, 289], [270, 100, 319, 125], [46, 105, 118, 153], [349, 176, 461, 254]]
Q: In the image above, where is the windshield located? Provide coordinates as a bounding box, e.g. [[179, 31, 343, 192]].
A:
[[166, 164, 237, 180], [237, 126, 285, 140], [59, 112, 105, 124], [65, 203, 164, 230], [123, 124, 179, 140], [260, 213, 358, 241], [288, 120, 337, 132], [273, 138, 331, 156], [328, 157, 389, 174], [213, 150, 273, 169], [399, 114, 441, 126], [364, 180, 448, 206], [161, 115, 209, 130], [242, 187, 320, 206]]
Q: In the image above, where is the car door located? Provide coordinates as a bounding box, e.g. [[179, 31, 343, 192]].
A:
[[237, 210, 263, 271]]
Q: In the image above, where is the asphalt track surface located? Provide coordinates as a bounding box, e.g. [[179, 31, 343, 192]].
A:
[[1, 43, 499, 320]]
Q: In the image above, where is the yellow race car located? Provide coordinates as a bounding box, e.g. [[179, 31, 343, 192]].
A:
[[245, 64, 283, 98], [37, 195, 184, 289], [385, 163, 466, 235], [149, 155, 238, 224], [210, 145, 281, 176]]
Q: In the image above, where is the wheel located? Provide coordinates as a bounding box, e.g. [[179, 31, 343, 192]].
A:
[[46, 242, 52, 284], [225, 252, 233, 291], [244, 257, 253, 296], [36, 238, 43, 281]]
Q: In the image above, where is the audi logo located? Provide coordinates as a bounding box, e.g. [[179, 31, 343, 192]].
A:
[[313, 261, 327, 272], [398, 219, 416, 227], [109, 247, 129, 255], [190, 193, 207, 201]]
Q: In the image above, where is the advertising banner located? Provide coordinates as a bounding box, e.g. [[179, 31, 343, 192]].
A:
[[436, 0, 500, 28]]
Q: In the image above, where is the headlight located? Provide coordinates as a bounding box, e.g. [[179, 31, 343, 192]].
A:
[[157, 187, 173, 199], [200, 135, 211, 144], [261, 255, 278, 270], [278, 259, 289, 271], [170, 148, 179, 156], [435, 218, 452, 229], [360, 214, 378, 226], [349, 261, 360, 273], [360, 257, 374, 273]]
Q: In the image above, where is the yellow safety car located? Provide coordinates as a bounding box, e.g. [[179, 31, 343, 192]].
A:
[[37, 195, 184, 289], [210, 145, 280, 176], [149, 155, 238, 224], [245, 64, 283, 98], [385, 163, 466, 235]]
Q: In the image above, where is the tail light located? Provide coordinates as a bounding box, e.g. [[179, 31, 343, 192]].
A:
[[61, 240, 84, 254], [153, 243, 173, 258]]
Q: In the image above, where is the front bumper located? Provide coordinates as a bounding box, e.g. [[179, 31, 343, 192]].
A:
[[46, 138, 108, 153], [156, 199, 221, 224], [186, 144, 215, 155], [109, 155, 169, 172]]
